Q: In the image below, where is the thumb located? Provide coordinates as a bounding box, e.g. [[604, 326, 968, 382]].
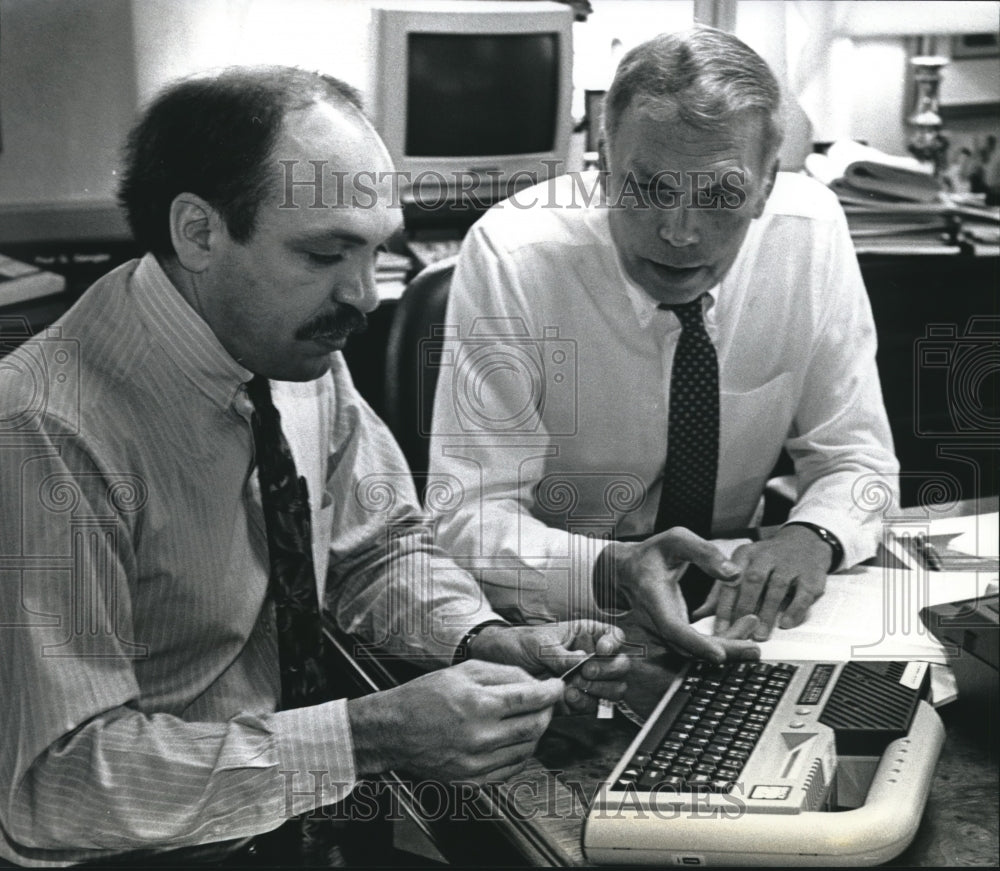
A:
[[653, 528, 741, 582]]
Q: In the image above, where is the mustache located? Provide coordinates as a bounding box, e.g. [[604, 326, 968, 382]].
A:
[[295, 306, 368, 341]]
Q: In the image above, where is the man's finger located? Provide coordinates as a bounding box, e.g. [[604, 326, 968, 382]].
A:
[[649, 528, 740, 581], [558, 652, 595, 681], [711, 580, 743, 634], [578, 678, 628, 702], [494, 677, 565, 717], [779, 585, 818, 629], [461, 660, 549, 687], [754, 575, 793, 640], [720, 614, 760, 640], [652, 614, 726, 663], [717, 636, 763, 661], [594, 625, 626, 656], [733, 562, 770, 620], [580, 651, 630, 681]]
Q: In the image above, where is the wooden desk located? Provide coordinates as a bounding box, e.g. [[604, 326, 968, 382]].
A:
[[327, 501, 999, 867]]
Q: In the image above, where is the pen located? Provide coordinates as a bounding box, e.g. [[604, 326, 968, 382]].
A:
[[915, 535, 944, 571]]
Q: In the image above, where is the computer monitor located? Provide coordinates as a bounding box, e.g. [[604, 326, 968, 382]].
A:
[[368, 1, 574, 211]]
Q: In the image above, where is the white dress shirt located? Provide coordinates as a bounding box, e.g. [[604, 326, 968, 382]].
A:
[[0, 254, 500, 866], [428, 171, 899, 623]]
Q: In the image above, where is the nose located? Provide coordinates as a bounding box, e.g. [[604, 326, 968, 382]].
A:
[[657, 205, 699, 248], [334, 263, 380, 314]]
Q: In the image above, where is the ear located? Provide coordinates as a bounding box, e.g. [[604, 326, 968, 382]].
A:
[[169, 194, 221, 272], [750, 158, 779, 219]]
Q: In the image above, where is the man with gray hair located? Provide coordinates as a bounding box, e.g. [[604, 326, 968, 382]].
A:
[[428, 27, 898, 650]]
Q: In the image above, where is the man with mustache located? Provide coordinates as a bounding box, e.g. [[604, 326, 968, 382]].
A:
[[0, 66, 672, 866], [428, 27, 898, 649]]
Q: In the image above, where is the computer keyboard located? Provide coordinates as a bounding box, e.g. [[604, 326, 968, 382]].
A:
[[583, 658, 944, 865], [614, 660, 796, 794], [406, 238, 463, 267]]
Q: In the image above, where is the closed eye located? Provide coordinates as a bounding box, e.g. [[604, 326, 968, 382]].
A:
[[305, 251, 345, 266]]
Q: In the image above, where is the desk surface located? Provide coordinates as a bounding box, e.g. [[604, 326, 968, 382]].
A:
[[497, 688, 998, 867], [331, 500, 999, 867]]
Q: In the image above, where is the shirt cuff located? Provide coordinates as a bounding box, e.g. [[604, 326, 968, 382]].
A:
[[539, 531, 609, 619], [272, 700, 357, 817]]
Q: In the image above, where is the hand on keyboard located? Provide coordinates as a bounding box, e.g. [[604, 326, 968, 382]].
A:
[[617, 615, 761, 722], [596, 527, 762, 664]]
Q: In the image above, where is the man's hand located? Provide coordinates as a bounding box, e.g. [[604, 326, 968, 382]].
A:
[[705, 525, 831, 640], [468, 620, 630, 715], [618, 614, 762, 720], [596, 527, 760, 663], [347, 660, 564, 784]]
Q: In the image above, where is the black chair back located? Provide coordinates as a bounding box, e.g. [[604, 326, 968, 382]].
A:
[[383, 257, 457, 489]]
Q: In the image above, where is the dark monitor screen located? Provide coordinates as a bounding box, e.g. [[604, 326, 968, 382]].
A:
[[406, 33, 560, 157]]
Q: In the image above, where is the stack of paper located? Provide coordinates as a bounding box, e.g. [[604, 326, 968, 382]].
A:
[[805, 141, 942, 204], [803, 140, 1000, 253]]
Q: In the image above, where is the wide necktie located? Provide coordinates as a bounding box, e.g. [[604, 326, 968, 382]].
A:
[[654, 297, 720, 610], [247, 375, 330, 711]]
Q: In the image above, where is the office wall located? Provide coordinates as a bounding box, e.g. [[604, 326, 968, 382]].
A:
[[1, 0, 994, 219], [0, 0, 138, 209], [736, 0, 999, 158], [2, 0, 688, 215], [130, 0, 377, 107]]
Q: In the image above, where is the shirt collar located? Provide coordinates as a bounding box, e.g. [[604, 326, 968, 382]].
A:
[[608, 238, 720, 330], [131, 253, 253, 409]]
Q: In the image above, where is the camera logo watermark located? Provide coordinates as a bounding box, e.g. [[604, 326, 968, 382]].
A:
[[914, 317, 999, 440], [421, 318, 578, 437], [0, 323, 81, 440]]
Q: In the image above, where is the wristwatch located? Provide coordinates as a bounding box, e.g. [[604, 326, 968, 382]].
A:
[[783, 522, 844, 572], [452, 619, 511, 665]]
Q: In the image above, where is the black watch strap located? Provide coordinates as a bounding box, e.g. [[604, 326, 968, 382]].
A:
[[783, 522, 844, 572], [452, 619, 511, 665]]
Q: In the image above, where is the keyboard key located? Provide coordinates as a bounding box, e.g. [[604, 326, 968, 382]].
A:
[[638, 770, 667, 789], [615, 659, 794, 797]]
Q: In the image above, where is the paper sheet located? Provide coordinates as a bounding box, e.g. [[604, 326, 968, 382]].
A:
[[695, 565, 995, 664], [927, 511, 999, 561]]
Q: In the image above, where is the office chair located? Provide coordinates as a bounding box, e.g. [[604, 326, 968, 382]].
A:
[[383, 256, 457, 492]]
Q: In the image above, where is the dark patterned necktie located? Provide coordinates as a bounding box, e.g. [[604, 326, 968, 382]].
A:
[[247, 375, 329, 710], [654, 297, 720, 610]]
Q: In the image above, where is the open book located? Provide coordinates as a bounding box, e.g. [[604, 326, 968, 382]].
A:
[[804, 140, 942, 204]]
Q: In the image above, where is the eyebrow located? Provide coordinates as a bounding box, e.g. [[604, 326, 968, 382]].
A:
[[292, 230, 368, 247], [293, 216, 405, 248], [631, 160, 748, 182]]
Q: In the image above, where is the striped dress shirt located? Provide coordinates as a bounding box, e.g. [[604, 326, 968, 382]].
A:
[[0, 254, 500, 866]]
